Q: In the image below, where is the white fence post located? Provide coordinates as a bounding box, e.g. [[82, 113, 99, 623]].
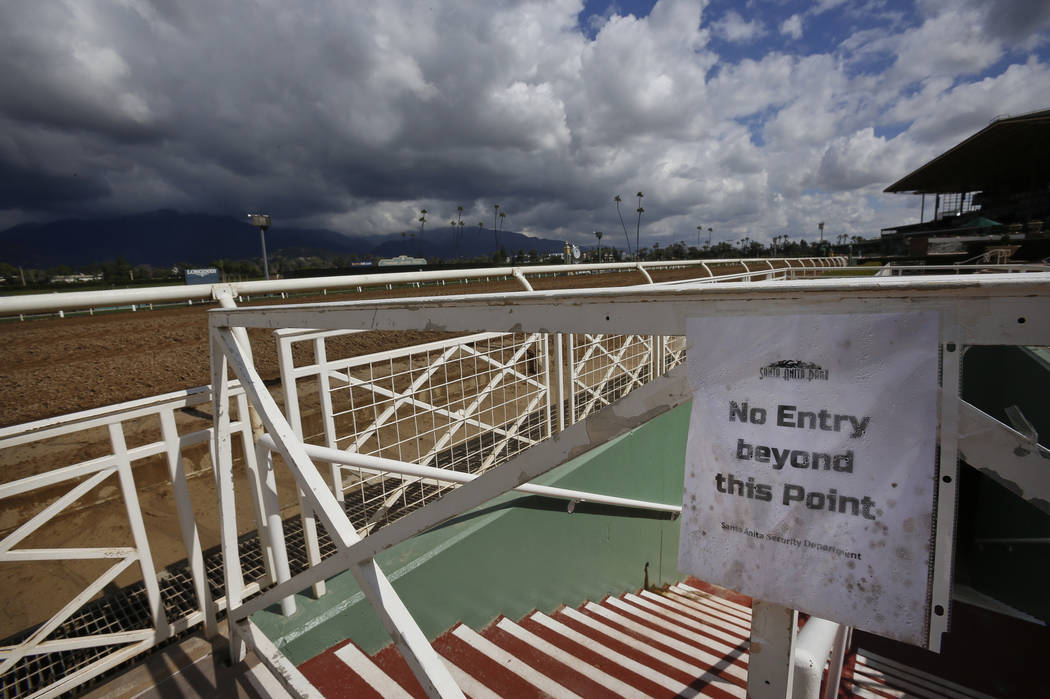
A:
[[748, 600, 798, 698], [159, 409, 218, 637], [554, 333, 566, 432], [110, 423, 170, 639]]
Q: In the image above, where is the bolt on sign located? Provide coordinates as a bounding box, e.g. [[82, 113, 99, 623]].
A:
[[678, 312, 940, 647]]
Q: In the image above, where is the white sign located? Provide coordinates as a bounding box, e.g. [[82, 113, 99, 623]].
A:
[[185, 268, 220, 285], [678, 312, 939, 647]]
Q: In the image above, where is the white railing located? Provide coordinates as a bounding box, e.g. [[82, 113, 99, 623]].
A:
[[274, 327, 686, 536], [208, 270, 1050, 697], [0, 257, 841, 320], [0, 386, 258, 697], [0, 329, 681, 697], [876, 263, 1050, 276], [0, 256, 840, 696]]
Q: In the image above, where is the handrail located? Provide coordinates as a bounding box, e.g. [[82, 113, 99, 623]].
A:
[[0, 257, 842, 316], [258, 435, 682, 515]]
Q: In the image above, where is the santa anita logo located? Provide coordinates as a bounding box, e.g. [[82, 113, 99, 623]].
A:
[[759, 360, 829, 382]]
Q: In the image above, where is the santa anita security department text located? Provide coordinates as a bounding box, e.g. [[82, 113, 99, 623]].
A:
[[715, 400, 878, 520], [720, 522, 863, 560]]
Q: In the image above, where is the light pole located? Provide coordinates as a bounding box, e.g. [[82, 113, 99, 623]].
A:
[[594, 231, 603, 262], [707, 227, 713, 247], [248, 213, 271, 280], [696, 225, 702, 251], [818, 221, 825, 244]]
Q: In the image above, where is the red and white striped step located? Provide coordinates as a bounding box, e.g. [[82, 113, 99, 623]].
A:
[[841, 649, 996, 699], [298, 582, 754, 698]]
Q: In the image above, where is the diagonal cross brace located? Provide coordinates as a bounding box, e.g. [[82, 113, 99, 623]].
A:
[[576, 335, 651, 421], [361, 336, 548, 526], [212, 326, 464, 698]]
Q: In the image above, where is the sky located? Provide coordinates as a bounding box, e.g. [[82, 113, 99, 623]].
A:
[[2, 0, 1049, 248]]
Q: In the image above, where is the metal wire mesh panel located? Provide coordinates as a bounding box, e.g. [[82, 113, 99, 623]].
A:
[[569, 333, 654, 423], [280, 332, 551, 532], [664, 335, 687, 372]]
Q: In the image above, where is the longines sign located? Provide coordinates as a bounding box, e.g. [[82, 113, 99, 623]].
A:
[[678, 312, 940, 647]]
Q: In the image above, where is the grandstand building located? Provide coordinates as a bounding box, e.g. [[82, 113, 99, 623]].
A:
[[881, 109, 1050, 260]]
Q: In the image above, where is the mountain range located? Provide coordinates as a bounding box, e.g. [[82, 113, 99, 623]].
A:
[[0, 210, 570, 268]]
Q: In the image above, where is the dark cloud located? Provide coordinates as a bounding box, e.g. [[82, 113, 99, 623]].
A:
[[0, 160, 111, 209], [0, 0, 1048, 245], [961, 0, 1050, 43]]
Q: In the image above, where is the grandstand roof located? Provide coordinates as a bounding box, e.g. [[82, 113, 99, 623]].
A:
[[885, 109, 1050, 194]]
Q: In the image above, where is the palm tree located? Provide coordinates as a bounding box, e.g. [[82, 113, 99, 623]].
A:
[[614, 195, 631, 255], [498, 210, 506, 236], [635, 191, 644, 251], [455, 205, 464, 249], [594, 230, 603, 262], [696, 225, 703, 250], [418, 209, 428, 256], [492, 204, 500, 250]]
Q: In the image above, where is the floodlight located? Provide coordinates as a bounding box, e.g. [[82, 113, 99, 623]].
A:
[[248, 213, 272, 279]]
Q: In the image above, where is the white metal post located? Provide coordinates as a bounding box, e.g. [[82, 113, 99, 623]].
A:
[[314, 336, 341, 498], [276, 330, 327, 599], [554, 333, 565, 432], [822, 624, 851, 699], [255, 441, 297, 617], [747, 600, 798, 698], [567, 334, 578, 424], [159, 409, 217, 638], [209, 334, 246, 664], [635, 262, 654, 284], [110, 423, 170, 640], [238, 393, 279, 588], [542, 334, 552, 441], [512, 267, 533, 291]]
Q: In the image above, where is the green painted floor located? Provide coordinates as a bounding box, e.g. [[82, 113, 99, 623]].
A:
[[251, 402, 692, 663]]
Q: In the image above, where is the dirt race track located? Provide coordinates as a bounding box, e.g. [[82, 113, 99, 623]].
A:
[[0, 265, 750, 428], [0, 264, 748, 642]]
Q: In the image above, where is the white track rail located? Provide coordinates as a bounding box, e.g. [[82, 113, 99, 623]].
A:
[[0, 257, 841, 318]]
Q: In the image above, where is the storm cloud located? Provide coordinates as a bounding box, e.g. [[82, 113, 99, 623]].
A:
[[1, 0, 1049, 245]]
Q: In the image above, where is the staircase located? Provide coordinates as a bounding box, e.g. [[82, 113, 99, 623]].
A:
[[298, 582, 752, 698], [292, 580, 1003, 698]]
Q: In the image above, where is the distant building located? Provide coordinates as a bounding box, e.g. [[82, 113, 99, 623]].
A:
[[378, 255, 427, 267], [882, 109, 1049, 257], [51, 273, 103, 283]]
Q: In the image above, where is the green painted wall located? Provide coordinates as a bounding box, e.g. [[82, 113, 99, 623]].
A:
[[252, 402, 692, 663]]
